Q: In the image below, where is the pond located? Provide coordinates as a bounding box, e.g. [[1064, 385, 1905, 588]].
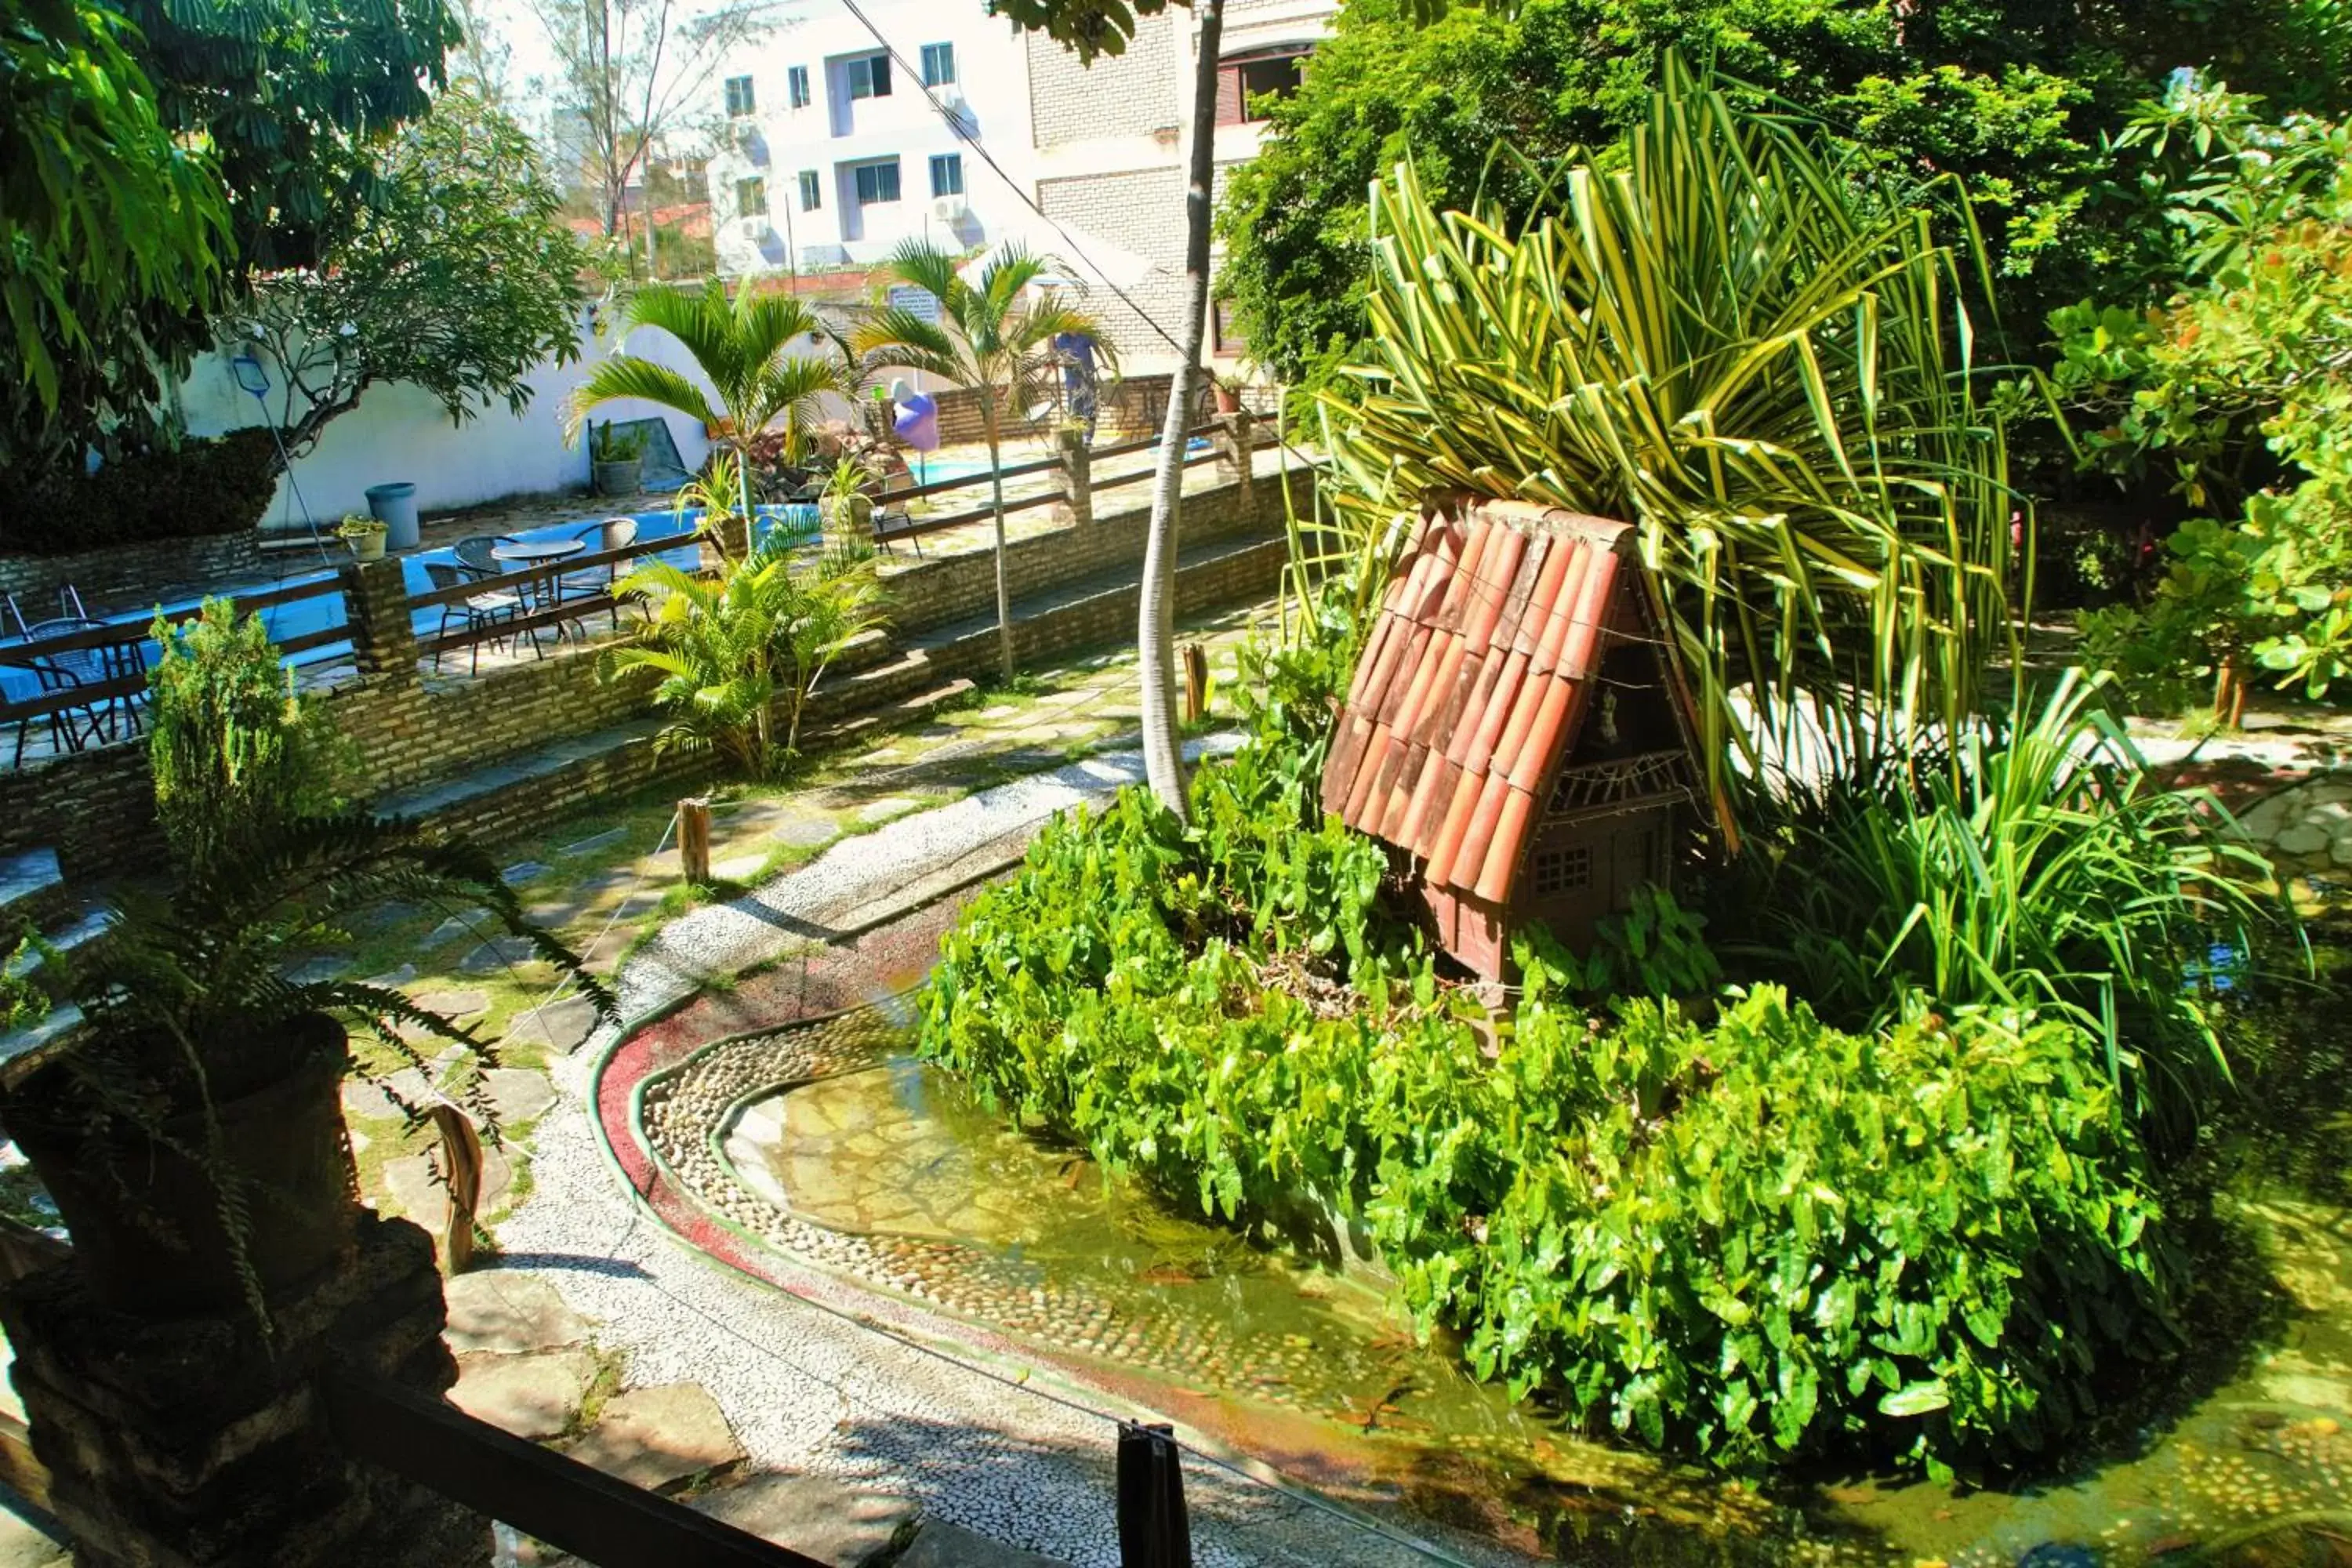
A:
[[641, 1004, 2352, 1566]]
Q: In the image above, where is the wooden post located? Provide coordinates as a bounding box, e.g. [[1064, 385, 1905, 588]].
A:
[[430, 1105, 484, 1276], [1181, 643, 1208, 724], [1115, 1422, 1192, 1568], [679, 798, 713, 884]]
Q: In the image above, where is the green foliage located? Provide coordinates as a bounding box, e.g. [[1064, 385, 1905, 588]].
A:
[[1422, 981, 2182, 1474], [232, 90, 588, 468], [0, 924, 54, 1035], [0, 427, 277, 553], [52, 810, 612, 1327], [919, 620, 2189, 1475], [0, 0, 228, 418], [147, 600, 339, 881], [1714, 672, 2293, 1143], [4, 0, 460, 469], [571, 278, 841, 499], [590, 419, 650, 463], [1325, 62, 2018, 837], [1538, 884, 1720, 1001], [1215, 0, 2352, 389], [2049, 82, 2352, 713], [607, 524, 884, 775]]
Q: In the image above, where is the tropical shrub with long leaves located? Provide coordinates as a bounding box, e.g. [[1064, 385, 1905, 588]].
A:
[[1323, 59, 2022, 836], [607, 524, 882, 776], [854, 240, 1110, 681], [569, 279, 843, 516], [1712, 672, 2295, 1143], [148, 598, 341, 880]]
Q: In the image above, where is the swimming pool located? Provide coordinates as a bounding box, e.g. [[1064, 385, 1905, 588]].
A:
[[0, 504, 823, 704]]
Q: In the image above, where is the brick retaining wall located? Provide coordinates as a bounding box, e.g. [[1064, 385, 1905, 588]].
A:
[[9, 463, 1305, 877], [0, 532, 264, 620]]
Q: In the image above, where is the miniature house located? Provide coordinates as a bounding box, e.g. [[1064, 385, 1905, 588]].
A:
[[1319, 495, 1713, 982]]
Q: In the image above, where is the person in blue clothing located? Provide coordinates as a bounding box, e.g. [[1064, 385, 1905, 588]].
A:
[[1054, 331, 1098, 443]]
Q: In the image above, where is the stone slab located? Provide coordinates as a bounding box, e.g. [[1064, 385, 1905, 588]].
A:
[[485, 1068, 557, 1124], [443, 1271, 589, 1355], [280, 956, 351, 985], [365, 964, 419, 989], [410, 988, 491, 1019], [559, 826, 632, 858], [342, 1068, 430, 1122], [459, 935, 546, 975], [857, 797, 920, 826], [688, 1472, 919, 1566], [771, 818, 841, 848], [561, 1383, 744, 1494], [502, 860, 551, 886], [712, 855, 769, 884], [895, 1519, 1070, 1568], [424, 908, 492, 948], [382, 1145, 514, 1231], [448, 1348, 598, 1440], [503, 996, 601, 1055]]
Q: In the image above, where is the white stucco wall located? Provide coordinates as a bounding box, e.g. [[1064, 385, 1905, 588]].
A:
[[176, 317, 724, 525]]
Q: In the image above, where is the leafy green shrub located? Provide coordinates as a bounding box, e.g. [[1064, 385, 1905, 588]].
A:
[[1714, 673, 2293, 1144], [608, 524, 884, 775], [0, 430, 278, 555], [148, 599, 339, 880], [920, 634, 2190, 1475], [1411, 976, 2183, 1475]]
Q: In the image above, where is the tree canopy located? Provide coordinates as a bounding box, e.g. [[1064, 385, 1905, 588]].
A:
[[1216, 0, 2352, 387], [230, 91, 590, 468], [2, 0, 460, 470]]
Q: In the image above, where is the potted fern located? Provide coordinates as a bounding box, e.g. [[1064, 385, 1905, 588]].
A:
[[0, 602, 611, 1322]]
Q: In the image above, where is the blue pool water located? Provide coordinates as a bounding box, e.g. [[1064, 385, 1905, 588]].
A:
[[1, 504, 822, 703]]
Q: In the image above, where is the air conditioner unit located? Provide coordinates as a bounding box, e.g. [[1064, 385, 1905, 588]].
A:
[[739, 217, 768, 239], [934, 82, 967, 111], [931, 196, 969, 224]]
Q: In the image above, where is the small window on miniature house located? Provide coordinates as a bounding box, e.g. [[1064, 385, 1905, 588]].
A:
[[736, 176, 768, 218], [1528, 843, 1592, 897], [724, 74, 757, 118], [920, 42, 956, 87], [787, 65, 811, 108]]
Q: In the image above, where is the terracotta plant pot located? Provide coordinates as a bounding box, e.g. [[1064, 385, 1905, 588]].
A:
[[1210, 382, 1243, 414], [2, 1013, 357, 1318]]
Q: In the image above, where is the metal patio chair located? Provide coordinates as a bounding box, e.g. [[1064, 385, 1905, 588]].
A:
[[423, 561, 528, 676]]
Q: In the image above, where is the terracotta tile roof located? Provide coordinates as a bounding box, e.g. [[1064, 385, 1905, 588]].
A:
[[1322, 500, 1634, 907]]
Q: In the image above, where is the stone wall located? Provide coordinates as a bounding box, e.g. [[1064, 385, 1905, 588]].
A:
[[0, 742, 159, 883], [0, 532, 265, 621]]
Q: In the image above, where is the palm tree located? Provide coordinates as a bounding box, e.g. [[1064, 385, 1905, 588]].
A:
[[568, 278, 842, 523], [853, 241, 1109, 682]]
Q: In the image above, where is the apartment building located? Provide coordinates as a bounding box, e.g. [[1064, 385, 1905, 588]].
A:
[[702, 0, 1336, 372]]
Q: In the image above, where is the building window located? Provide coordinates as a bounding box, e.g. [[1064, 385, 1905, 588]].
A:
[[724, 74, 757, 118], [736, 176, 768, 218], [852, 158, 902, 205], [1527, 843, 1592, 897], [920, 42, 956, 87], [1211, 299, 1247, 355], [844, 52, 892, 100], [787, 65, 811, 108], [928, 153, 964, 198], [797, 169, 822, 211], [1214, 49, 1307, 126]]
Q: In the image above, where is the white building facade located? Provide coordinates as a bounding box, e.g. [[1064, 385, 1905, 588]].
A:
[[702, 0, 1337, 373]]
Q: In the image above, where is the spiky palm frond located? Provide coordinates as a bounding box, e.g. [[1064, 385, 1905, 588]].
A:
[[572, 279, 841, 459], [1324, 57, 2024, 837], [567, 356, 721, 441]]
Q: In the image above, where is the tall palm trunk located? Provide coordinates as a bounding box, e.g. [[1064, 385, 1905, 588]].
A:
[[1138, 0, 1225, 822], [984, 400, 1014, 681]]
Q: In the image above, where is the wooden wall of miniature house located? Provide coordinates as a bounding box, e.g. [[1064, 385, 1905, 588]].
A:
[[1420, 565, 1702, 979]]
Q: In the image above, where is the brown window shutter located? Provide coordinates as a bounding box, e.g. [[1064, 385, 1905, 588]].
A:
[[1214, 65, 1243, 126]]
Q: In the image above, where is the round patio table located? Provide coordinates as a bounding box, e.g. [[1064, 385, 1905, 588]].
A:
[[490, 539, 588, 636], [489, 539, 586, 568]]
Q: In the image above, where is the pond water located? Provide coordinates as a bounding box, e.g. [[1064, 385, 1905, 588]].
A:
[[697, 1025, 2352, 1566]]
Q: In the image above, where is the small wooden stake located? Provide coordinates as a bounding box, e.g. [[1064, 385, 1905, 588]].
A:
[[429, 1105, 484, 1276], [1181, 643, 1208, 724], [679, 797, 713, 884]]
